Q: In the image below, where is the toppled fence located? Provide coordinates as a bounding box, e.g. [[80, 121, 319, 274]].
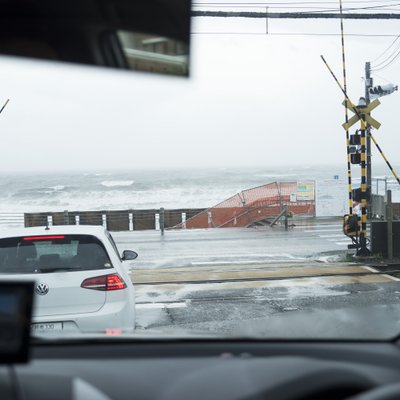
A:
[[174, 181, 316, 229]]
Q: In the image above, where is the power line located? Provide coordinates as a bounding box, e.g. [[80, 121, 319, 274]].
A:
[[192, 10, 400, 18], [371, 46, 400, 70], [372, 44, 400, 69], [371, 71, 392, 82], [194, 1, 400, 5], [371, 37, 400, 67], [195, 3, 400, 12], [192, 0, 400, 12], [192, 31, 400, 37], [304, 4, 400, 13], [193, 4, 400, 10]]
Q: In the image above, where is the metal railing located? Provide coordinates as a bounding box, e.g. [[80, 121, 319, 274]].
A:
[[0, 213, 25, 227], [24, 208, 205, 232]]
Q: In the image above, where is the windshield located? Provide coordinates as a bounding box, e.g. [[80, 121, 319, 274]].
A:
[[0, 1, 400, 341]]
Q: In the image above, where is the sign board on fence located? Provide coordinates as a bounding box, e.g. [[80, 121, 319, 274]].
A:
[[290, 193, 297, 202], [296, 182, 315, 201]]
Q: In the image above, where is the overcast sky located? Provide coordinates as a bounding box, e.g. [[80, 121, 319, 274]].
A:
[[0, 4, 398, 172]]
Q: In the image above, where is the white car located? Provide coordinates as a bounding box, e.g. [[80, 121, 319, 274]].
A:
[[0, 225, 137, 334]]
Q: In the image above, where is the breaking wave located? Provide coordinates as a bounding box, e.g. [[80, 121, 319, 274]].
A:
[[101, 180, 134, 188]]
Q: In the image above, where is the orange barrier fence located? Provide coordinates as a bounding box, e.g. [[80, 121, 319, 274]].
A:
[[174, 181, 315, 229]]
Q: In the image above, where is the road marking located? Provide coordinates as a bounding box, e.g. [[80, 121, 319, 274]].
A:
[[319, 234, 345, 238], [363, 266, 379, 273], [302, 228, 342, 233], [136, 302, 187, 309], [147, 253, 309, 261], [383, 274, 400, 282], [363, 265, 400, 282], [191, 259, 308, 266], [297, 224, 342, 230]]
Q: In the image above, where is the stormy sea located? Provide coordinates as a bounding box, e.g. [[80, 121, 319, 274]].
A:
[[0, 165, 397, 219]]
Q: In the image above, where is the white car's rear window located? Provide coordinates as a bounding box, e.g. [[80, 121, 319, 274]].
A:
[[0, 234, 113, 274]]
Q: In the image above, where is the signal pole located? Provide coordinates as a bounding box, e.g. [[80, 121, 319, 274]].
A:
[[365, 61, 372, 218], [359, 110, 369, 255]]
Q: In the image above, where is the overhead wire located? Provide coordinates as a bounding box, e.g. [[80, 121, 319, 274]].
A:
[[370, 71, 392, 82], [192, 32, 400, 37], [193, 1, 400, 8], [300, 3, 400, 12], [371, 36, 400, 68], [192, 7, 400, 37], [193, 4, 400, 9], [371, 45, 400, 70], [191, 10, 400, 19], [193, 4, 400, 13], [370, 34, 400, 63], [194, 0, 400, 5]]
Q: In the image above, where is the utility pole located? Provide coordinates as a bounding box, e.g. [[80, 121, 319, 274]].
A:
[[365, 62, 373, 219]]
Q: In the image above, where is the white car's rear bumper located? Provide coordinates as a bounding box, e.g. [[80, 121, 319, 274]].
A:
[[32, 298, 135, 334]]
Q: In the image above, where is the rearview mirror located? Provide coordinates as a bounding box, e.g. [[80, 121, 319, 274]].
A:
[[0, 0, 192, 77], [122, 250, 138, 261]]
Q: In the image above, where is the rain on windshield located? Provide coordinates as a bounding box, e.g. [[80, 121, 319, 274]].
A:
[[0, 1, 399, 339]]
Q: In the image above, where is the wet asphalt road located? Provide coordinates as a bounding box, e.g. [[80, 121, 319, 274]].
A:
[[112, 218, 352, 268], [113, 220, 400, 339], [133, 281, 400, 339]]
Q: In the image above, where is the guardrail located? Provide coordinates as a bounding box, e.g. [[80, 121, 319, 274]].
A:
[[0, 213, 25, 227], [24, 209, 206, 232]]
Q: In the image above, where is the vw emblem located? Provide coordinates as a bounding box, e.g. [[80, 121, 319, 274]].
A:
[[35, 283, 49, 296]]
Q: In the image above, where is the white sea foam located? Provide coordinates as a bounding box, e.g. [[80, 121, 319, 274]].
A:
[[100, 180, 134, 188], [49, 185, 65, 191]]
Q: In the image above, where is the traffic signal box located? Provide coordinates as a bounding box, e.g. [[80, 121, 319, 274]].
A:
[[350, 133, 361, 165], [352, 187, 371, 202]]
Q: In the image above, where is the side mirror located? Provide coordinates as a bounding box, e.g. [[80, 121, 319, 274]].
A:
[[121, 250, 138, 261]]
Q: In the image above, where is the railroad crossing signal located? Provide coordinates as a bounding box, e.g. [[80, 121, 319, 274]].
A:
[[342, 98, 381, 131]]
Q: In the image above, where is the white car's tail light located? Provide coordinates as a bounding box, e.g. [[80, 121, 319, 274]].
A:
[[81, 274, 127, 291]]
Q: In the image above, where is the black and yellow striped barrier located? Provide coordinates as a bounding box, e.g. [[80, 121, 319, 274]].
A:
[[370, 133, 400, 185], [338, 0, 354, 217]]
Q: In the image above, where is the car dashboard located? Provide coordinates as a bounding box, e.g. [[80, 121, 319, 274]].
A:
[[2, 339, 400, 400]]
